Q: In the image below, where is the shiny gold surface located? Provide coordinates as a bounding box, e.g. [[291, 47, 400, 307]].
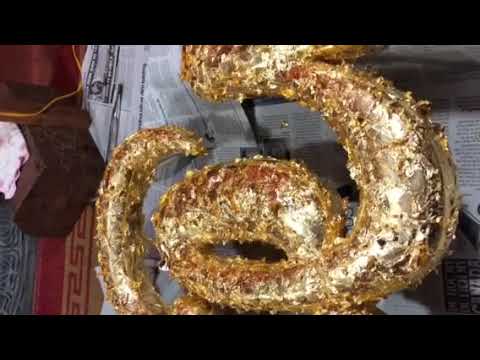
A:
[[153, 156, 347, 314], [96, 127, 207, 314], [96, 45, 460, 315]]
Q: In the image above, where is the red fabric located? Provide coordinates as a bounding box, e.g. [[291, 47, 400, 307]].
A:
[[0, 45, 84, 92], [51, 46, 85, 93], [0, 45, 57, 87], [33, 238, 66, 315]]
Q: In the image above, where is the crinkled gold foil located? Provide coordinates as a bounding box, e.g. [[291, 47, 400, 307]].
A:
[[96, 127, 209, 314], [177, 45, 459, 313], [96, 45, 460, 315], [153, 157, 347, 314]]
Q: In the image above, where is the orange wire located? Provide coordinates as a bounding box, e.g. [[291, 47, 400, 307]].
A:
[[0, 45, 83, 118]]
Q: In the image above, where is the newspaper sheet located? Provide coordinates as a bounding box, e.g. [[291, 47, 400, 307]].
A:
[[87, 45, 480, 315]]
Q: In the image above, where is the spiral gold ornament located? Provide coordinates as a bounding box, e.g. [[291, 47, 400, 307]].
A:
[[96, 45, 460, 315]]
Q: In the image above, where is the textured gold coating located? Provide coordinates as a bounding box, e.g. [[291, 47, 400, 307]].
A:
[[96, 127, 208, 314], [153, 156, 347, 314], [96, 45, 460, 315]]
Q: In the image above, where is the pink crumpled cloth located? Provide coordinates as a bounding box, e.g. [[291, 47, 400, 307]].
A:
[[0, 122, 29, 199]]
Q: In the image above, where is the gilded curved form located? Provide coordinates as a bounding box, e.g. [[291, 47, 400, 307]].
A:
[[96, 45, 459, 315]]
